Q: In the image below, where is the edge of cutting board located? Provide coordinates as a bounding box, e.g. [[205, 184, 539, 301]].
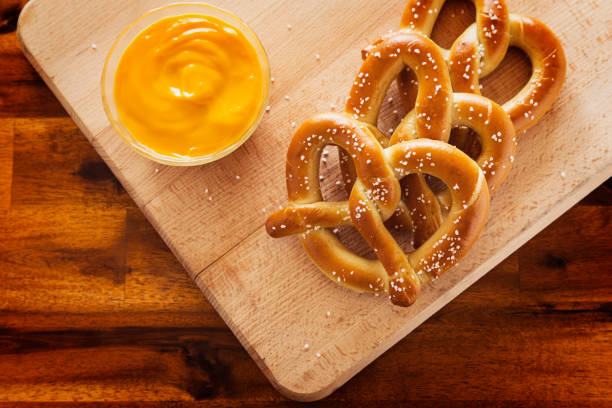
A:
[[199, 161, 612, 402]]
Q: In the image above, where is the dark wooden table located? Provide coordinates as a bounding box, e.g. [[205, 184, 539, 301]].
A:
[[1, 2, 611, 406]]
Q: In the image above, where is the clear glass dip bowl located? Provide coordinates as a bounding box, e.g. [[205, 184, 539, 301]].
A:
[[101, 3, 270, 166]]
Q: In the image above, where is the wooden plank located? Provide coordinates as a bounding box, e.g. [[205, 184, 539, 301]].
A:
[[14, 0, 612, 401], [0, 11, 66, 118], [0, 119, 13, 214]]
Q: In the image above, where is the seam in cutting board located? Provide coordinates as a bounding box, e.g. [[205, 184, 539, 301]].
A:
[[189, 157, 612, 297], [192, 223, 265, 281]]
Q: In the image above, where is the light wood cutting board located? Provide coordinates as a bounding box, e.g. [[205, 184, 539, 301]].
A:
[[17, 0, 612, 401]]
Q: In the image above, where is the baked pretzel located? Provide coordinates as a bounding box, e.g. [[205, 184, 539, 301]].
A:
[[266, 114, 489, 306], [396, 0, 567, 133], [265, 1, 565, 306], [266, 32, 496, 306], [349, 31, 516, 246]]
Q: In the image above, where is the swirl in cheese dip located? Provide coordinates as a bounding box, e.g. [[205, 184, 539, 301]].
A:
[[113, 13, 266, 159]]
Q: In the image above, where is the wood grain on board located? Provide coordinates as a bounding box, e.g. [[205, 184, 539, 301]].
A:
[[10, 0, 612, 401]]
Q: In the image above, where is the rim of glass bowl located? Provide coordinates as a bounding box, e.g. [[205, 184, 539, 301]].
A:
[[101, 2, 271, 166]]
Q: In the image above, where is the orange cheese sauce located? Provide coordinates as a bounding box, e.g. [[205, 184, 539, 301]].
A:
[[114, 14, 265, 158]]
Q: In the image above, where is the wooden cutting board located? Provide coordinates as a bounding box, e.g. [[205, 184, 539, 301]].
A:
[[17, 0, 612, 401]]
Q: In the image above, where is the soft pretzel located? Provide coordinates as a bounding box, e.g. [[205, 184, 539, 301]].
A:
[[265, 1, 565, 307], [348, 31, 516, 246], [397, 0, 567, 133], [267, 31, 496, 306], [266, 114, 489, 306]]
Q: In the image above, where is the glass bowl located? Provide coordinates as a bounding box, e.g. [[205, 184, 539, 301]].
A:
[[101, 2, 270, 166]]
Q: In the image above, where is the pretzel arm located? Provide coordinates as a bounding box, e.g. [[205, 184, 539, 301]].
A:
[[346, 31, 453, 141], [502, 14, 566, 133], [300, 229, 389, 294], [266, 202, 352, 237], [452, 93, 516, 192], [350, 181, 421, 306], [401, 173, 444, 247], [448, 15, 566, 132], [385, 198, 415, 233], [338, 122, 389, 196]]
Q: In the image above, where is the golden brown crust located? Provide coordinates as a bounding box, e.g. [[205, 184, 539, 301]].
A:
[[400, 0, 510, 75], [397, 2, 566, 133]]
